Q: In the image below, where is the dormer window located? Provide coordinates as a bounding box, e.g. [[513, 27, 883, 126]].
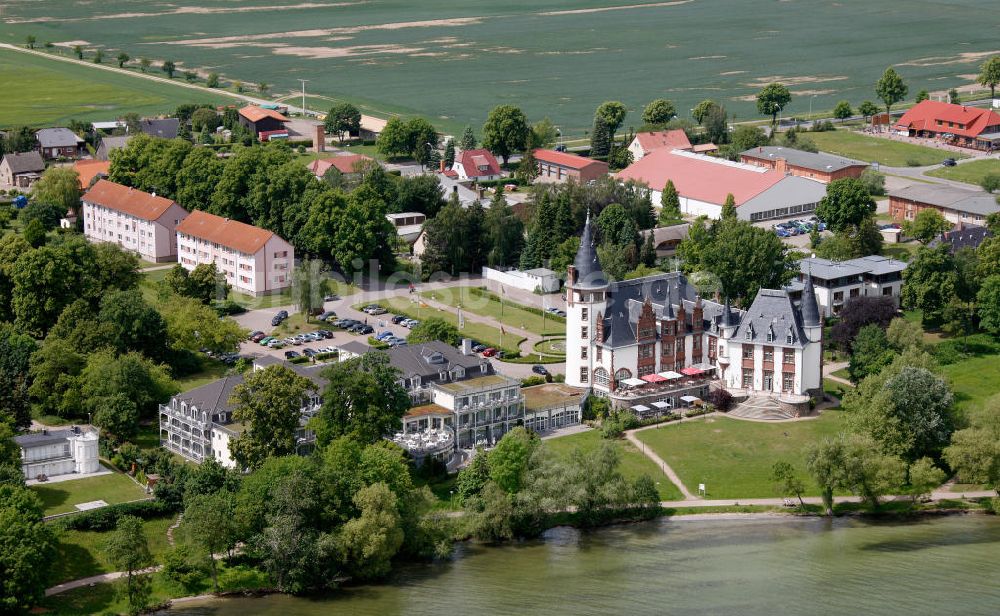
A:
[[745, 329, 752, 340], [786, 332, 793, 344], [767, 330, 774, 343], [440, 370, 448, 381]]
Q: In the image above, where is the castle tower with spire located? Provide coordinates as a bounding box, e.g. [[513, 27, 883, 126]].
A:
[[565, 212, 608, 388]]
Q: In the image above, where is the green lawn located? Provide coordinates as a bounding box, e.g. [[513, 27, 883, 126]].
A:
[[419, 287, 565, 337], [175, 359, 229, 392], [0, 47, 231, 127], [941, 350, 1000, 415], [925, 158, 1000, 187], [823, 378, 853, 404], [50, 515, 175, 584], [32, 472, 148, 517], [809, 129, 966, 167], [360, 296, 525, 354], [636, 412, 847, 498], [544, 429, 685, 501]]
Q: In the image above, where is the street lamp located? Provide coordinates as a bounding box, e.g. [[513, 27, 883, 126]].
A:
[[296, 79, 309, 115], [809, 95, 817, 120], [424, 142, 436, 173]]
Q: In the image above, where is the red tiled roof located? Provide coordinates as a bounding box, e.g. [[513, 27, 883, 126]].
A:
[[533, 148, 608, 171], [616, 149, 782, 206], [456, 148, 500, 178], [308, 154, 372, 176], [634, 129, 692, 153], [74, 160, 110, 189], [82, 179, 181, 221], [176, 210, 277, 255], [238, 105, 289, 124], [894, 100, 1000, 139]]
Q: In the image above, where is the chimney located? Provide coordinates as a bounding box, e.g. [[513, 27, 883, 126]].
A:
[[439, 159, 445, 173], [460, 338, 473, 355], [313, 125, 325, 152], [775, 158, 788, 175]]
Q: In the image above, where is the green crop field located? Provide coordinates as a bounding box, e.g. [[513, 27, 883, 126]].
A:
[[809, 129, 966, 167], [0, 47, 231, 127], [925, 158, 1000, 186], [1, 1, 996, 134]]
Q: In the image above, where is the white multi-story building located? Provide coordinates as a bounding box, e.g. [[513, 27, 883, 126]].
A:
[[793, 255, 907, 318], [565, 215, 823, 415], [82, 180, 190, 262], [175, 210, 294, 296], [14, 427, 99, 480]]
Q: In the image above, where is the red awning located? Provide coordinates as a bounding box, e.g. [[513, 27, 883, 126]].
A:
[[641, 374, 667, 383], [680, 367, 704, 376]]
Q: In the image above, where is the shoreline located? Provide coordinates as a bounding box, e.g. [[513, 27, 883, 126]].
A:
[[147, 506, 995, 613]]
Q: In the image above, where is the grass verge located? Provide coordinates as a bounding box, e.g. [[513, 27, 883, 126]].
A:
[[809, 129, 966, 167], [32, 472, 148, 517], [925, 158, 1000, 186], [419, 287, 565, 337]]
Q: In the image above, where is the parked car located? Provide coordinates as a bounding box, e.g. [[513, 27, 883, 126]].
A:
[[405, 319, 420, 328], [251, 332, 267, 342], [368, 306, 387, 316], [248, 330, 263, 340], [284, 350, 300, 359], [358, 325, 374, 335], [482, 347, 498, 357], [388, 339, 407, 347], [259, 336, 275, 345], [472, 343, 487, 353], [555, 310, 567, 317], [391, 315, 407, 324], [303, 348, 317, 358], [318, 311, 336, 321], [375, 331, 395, 341], [324, 294, 340, 301], [317, 329, 334, 339], [942, 158, 957, 167], [532, 365, 549, 375], [268, 340, 285, 349], [775, 227, 791, 238]]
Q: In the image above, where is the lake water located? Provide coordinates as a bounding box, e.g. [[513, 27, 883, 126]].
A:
[[166, 514, 1000, 616]]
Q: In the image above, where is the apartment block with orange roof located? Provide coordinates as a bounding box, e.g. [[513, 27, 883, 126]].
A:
[[82, 179, 190, 262], [175, 210, 294, 296]]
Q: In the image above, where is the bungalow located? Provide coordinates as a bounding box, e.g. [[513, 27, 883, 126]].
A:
[[82, 179, 190, 262], [307, 154, 373, 178], [175, 210, 294, 296], [889, 184, 999, 227], [617, 148, 826, 221], [626, 129, 716, 161], [0, 151, 45, 189], [893, 100, 1000, 151], [533, 149, 608, 184], [386, 212, 425, 245], [740, 146, 868, 183], [36, 127, 85, 160], [96, 135, 132, 161], [238, 105, 290, 141], [452, 148, 502, 182]]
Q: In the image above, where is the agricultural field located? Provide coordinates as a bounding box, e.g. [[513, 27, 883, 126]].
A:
[[809, 129, 966, 167], [0, 47, 230, 127], [2, 1, 997, 134], [925, 158, 1000, 187]]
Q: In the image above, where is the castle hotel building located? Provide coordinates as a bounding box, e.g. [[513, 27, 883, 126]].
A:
[[565, 216, 823, 411]]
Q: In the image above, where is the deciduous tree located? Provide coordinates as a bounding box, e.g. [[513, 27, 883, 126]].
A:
[[181, 492, 237, 592], [230, 365, 314, 470], [875, 67, 908, 115], [833, 100, 853, 121], [642, 98, 676, 126], [0, 484, 57, 612], [105, 515, 153, 615], [162, 60, 176, 78], [904, 208, 950, 244], [756, 82, 791, 128], [317, 353, 409, 445], [482, 104, 530, 165], [977, 55, 1000, 100], [858, 100, 879, 120], [816, 178, 876, 232], [324, 102, 362, 143], [116, 52, 130, 68], [408, 317, 461, 346]]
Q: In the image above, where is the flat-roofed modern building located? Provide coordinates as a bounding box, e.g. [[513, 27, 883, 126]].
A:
[[175, 210, 294, 296], [794, 255, 907, 317], [740, 146, 868, 183], [82, 179, 190, 262]]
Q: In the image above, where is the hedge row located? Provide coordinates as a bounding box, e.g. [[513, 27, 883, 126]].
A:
[[56, 498, 177, 531]]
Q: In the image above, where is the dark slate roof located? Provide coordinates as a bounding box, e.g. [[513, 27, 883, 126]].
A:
[[36, 128, 83, 149], [572, 214, 607, 289], [800, 273, 821, 327], [733, 289, 808, 348], [741, 146, 867, 173], [598, 272, 737, 348], [2, 151, 44, 174], [798, 255, 907, 280], [173, 359, 326, 417], [140, 118, 180, 139], [14, 428, 80, 448], [930, 225, 992, 252], [386, 341, 488, 379], [890, 184, 1000, 217]]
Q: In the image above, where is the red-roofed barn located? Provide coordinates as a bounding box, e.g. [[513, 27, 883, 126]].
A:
[[894, 100, 1000, 150], [533, 149, 608, 184], [307, 154, 373, 178], [238, 105, 290, 141]]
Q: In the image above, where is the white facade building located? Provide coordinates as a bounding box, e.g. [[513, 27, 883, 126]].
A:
[[483, 266, 561, 293], [82, 180, 190, 263], [565, 216, 823, 413], [15, 427, 100, 480], [176, 210, 294, 296], [793, 256, 907, 318]]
